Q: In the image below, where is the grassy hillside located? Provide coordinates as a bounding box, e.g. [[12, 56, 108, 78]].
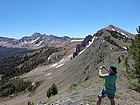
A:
[[39, 30, 140, 105], [42, 58, 140, 105]]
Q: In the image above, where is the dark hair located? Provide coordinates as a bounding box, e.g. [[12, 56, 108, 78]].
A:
[[109, 66, 117, 74]]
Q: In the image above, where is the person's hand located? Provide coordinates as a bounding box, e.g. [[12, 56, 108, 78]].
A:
[[102, 65, 105, 68], [100, 66, 103, 69]]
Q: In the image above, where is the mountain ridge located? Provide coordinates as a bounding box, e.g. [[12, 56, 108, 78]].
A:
[[73, 24, 134, 58], [0, 33, 72, 49]]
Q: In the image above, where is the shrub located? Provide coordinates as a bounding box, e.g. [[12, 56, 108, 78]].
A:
[[47, 88, 51, 98], [28, 101, 34, 105], [47, 84, 58, 98], [51, 84, 58, 95]]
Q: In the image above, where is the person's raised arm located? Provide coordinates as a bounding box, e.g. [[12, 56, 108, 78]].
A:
[[99, 66, 103, 77]]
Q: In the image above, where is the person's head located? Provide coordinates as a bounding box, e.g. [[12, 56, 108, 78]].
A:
[[109, 66, 117, 74]]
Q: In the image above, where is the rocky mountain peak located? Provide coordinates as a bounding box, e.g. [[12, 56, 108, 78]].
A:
[[105, 24, 116, 30], [31, 33, 42, 37], [105, 24, 134, 39], [81, 35, 93, 47]]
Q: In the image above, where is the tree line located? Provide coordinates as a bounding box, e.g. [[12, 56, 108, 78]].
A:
[[128, 26, 140, 92]]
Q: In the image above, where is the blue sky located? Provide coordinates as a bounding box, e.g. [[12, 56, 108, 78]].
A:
[[0, 0, 140, 39]]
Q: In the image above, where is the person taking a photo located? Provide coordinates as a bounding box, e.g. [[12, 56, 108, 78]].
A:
[[96, 65, 117, 105]]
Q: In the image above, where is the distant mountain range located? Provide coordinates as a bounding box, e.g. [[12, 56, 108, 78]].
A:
[[0, 33, 71, 49]]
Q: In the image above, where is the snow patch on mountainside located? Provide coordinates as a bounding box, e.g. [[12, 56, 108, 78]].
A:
[[78, 36, 97, 55], [21, 41, 28, 44], [55, 63, 64, 68], [45, 73, 52, 79], [86, 36, 97, 48], [60, 58, 64, 62], [122, 46, 127, 50], [30, 37, 40, 44], [70, 39, 83, 42], [118, 31, 129, 38], [35, 40, 44, 46], [106, 25, 131, 39], [120, 32, 129, 38], [45, 73, 52, 76], [51, 63, 58, 67], [78, 49, 86, 55], [50, 54, 72, 68], [48, 56, 51, 60], [51, 40, 55, 44], [68, 54, 73, 58], [112, 28, 115, 31]]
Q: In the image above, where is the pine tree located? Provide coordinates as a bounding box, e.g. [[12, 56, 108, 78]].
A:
[[46, 84, 58, 98], [129, 27, 140, 83], [136, 26, 140, 33], [51, 84, 58, 95]]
